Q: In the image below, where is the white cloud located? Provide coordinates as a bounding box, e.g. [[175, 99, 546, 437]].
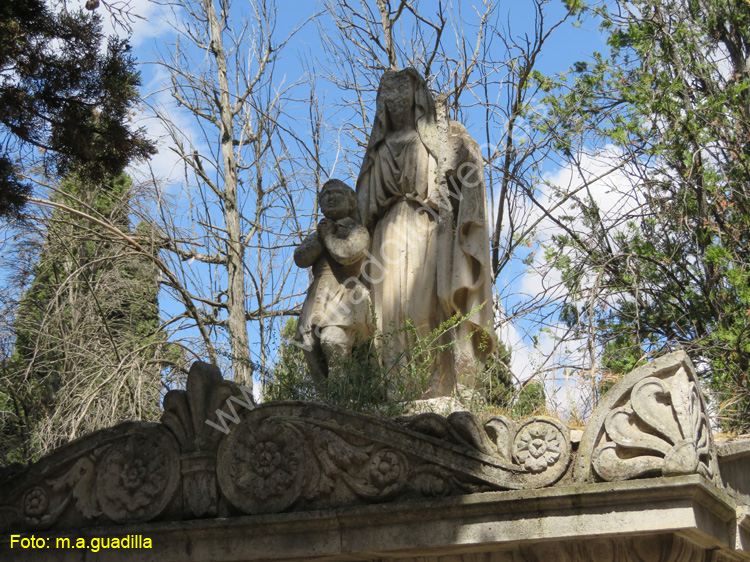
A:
[[128, 89, 199, 190], [517, 145, 643, 298], [497, 314, 596, 421], [496, 320, 529, 382], [538, 146, 643, 234], [84, 0, 177, 47], [497, 146, 646, 421], [55, 1, 188, 186]]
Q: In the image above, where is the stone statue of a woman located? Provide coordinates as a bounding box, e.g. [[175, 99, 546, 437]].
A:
[[356, 68, 496, 397]]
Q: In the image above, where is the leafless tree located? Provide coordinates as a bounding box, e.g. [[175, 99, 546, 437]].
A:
[[0, 175, 184, 462], [313, 0, 493, 174], [146, 0, 315, 392]]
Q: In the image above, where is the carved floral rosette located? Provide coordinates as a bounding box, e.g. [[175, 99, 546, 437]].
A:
[[216, 403, 571, 515], [574, 352, 719, 484], [96, 427, 179, 523], [0, 423, 179, 532]]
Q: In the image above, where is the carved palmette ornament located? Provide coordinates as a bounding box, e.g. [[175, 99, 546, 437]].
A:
[[216, 402, 571, 515], [161, 361, 248, 518], [574, 352, 719, 483]]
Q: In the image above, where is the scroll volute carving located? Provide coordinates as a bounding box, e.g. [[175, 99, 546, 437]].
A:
[[214, 402, 573, 517], [161, 361, 247, 518], [0, 423, 179, 533], [574, 352, 719, 484]]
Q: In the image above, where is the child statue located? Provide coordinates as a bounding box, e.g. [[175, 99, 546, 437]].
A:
[[293, 179, 372, 384]]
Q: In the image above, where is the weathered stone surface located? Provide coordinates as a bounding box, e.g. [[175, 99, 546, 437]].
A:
[[2, 476, 747, 561], [574, 351, 719, 484], [516, 534, 708, 562], [161, 361, 247, 519], [717, 435, 750, 507], [0, 363, 571, 533], [215, 402, 572, 516], [355, 68, 496, 397], [0, 422, 179, 533], [292, 67, 498, 398], [293, 179, 372, 383], [2, 353, 748, 560]]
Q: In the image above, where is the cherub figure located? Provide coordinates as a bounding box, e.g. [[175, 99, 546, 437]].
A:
[[293, 179, 372, 383]]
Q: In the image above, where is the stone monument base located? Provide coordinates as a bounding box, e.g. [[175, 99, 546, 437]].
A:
[[2, 352, 749, 561], [2, 474, 748, 561]]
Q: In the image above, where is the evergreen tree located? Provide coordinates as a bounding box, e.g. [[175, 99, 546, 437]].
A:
[[1, 173, 177, 464], [544, 0, 750, 430], [0, 0, 154, 218], [512, 381, 547, 419], [481, 341, 515, 410], [265, 318, 316, 402]]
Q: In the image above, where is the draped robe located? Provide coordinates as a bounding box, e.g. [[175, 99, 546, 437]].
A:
[[357, 122, 496, 396]]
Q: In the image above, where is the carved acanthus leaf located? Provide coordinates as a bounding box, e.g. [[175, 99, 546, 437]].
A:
[[575, 352, 718, 483]]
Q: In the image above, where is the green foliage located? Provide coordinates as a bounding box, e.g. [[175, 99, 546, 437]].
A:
[[268, 312, 537, 421], [1, 172, 178, 464], [267, 313, 493, 417], [0, 159, 31, 218], [0, 0, 155, 217], [544, 0, 750, 430], [479, 339, 515, 409], [512, 381, 547, 419], [474, 341, 551, 419], [264, 319, 316, 402]]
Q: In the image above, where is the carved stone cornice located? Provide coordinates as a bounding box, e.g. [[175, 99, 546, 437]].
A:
[[0, 363, 572, 532], [0, 422, 180, 533], [215, 403, 571, 516], [0, 352, 729, 536]]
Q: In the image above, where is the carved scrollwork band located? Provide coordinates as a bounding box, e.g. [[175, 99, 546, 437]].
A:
[[216, 404, 571, 515], [1, 353, 725, 532], [0, 423, 179, 533]]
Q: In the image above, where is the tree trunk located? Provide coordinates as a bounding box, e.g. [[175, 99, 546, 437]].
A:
[[205, 0, 254, 389]]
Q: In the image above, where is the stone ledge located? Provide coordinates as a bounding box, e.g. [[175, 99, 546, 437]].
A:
[[2, 354, 748, 561], [717, 436, 750, 461], [718, 435, 750, 508], [1, 475, 746, 561]]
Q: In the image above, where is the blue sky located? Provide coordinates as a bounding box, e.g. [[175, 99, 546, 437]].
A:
[[87, 0, 619, 413]]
